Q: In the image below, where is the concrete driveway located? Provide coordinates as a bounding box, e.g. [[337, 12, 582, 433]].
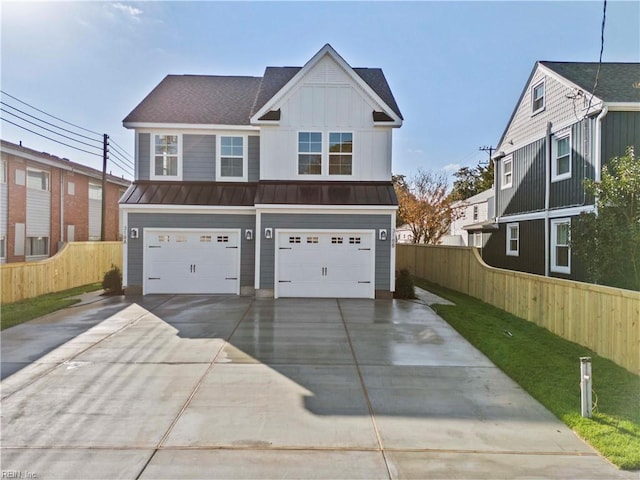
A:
[[0, 295, 632, 479]]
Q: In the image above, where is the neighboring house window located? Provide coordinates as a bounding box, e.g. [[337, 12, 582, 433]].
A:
[[506, 223, 519, 256], [0, 235, 5, 260], [501, 156, 513, 189], [67, 181, 75, 195], [551, 219, 571, 274], [473, 205, 479, 221], [152, 134, 180, 179], [0, 160, 6, 184], [532, 80, 545, 114], [27, 169, 49, 191], [329, 132, 353, 175], [552, 133, 572, 181], [26, 236, 48, 257], [470, 232, 482, 248], [298, 132, 322, 175], [219, 136, 245, 179], [89, 183, 102, 200]]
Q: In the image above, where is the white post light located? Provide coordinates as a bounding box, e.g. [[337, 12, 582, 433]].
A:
[[580, 357, 592, 418]]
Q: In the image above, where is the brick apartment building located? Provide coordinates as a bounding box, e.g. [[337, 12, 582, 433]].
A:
[[0, 140, 130, 263]]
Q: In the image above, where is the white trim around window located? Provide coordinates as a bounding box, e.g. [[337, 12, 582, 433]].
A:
[[150, 134, 182, 181], [551, 131, 572, 182], [550, 218, 571, 274], [217, 135, 248, 182], [26, 168, 50, 191], [506, 222, 519, 256], [297, 131, 323, 176], [501, 156, 513, 189], [531, 79, 545, 115]]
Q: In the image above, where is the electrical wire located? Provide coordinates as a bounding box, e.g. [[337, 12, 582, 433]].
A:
[[109, 149, 134, 169], [0, 108, 104, 151], [0, 101, 102, 144], [584, 0, 607, 118], [1, 117, 102, 157], [109, 139, 134, 162], [0, 90, 102, 136], [108, 156, 134, 175]]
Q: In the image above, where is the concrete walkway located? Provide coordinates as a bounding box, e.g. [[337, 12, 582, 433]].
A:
[[1, 295, 632, 479]]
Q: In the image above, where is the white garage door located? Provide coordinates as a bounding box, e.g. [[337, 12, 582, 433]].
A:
[[144, 228, 240, 295], [275, 230, 375, 299]]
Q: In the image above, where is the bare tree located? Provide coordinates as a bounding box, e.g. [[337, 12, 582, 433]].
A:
[[394, 169, 463, 244]]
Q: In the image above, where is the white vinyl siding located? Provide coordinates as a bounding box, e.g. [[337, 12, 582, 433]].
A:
[[552, 132, 572, 181], [501, 156, 513, 189], [151, 134, 181, 180], [27, 168, 49, 191], [89, 184, 102, 241], [506, 223, 519, 256], [0, 160, 6, 184], [551, 218, 571, 274]]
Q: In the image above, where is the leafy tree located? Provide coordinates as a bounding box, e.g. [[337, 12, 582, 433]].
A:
[[451, 161, 494, 200], [572, 147, 640, 291], [394, 169, 463, 244]]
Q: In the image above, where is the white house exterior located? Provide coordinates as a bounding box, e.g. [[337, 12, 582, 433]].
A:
[[120, 45, 403, 298], [442, 188, 494, 247]]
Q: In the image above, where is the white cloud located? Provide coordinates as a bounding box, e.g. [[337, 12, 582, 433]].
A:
[[112, 3, 143, 21], [441, 163, 460, 173]]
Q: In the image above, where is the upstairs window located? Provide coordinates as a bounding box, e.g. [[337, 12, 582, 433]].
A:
[[473, 205, 479, 221], [153, 134, 180, 179], [220, 136, 245, 179], [552, 133, 572, 181], [329, 132, 353, 175], [27, 169, 49, 191], [501, 156, 513, 189], [532, 80, 545, 114], [298, 132, 322, 175], [506, 223, 519, 256]]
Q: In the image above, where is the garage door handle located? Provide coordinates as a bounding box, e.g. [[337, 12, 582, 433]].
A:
[[225, 277, 237, 280], [279, 247, 292, 250], [148, 277, 160, 280], [148, 246, 161, 249], [358, 248, 371, 251], [278, 280, 291, 283], [226, 246, 238, 249], [358, 281, 371, 284]]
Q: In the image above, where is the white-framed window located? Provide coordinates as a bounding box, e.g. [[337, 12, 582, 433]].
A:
[[0, 234, 5, 260], [26, 236, 48, 257], [551, 218, 571, 274], [329, 132, 353, 175], [532, 80, 545, 114], [506, 223, 519, 256], [552, 132, 572, 181], [298, 132, 322, 175], [501, 156, 513, 189], [89, 183, 102, 200], [151, 134, 181, 180], [0, 160, 6, 184], [218, 135, 246, 181], [26, 168, 50, 191], [67, 181, 75, 195], [473, 205, 479, 221]]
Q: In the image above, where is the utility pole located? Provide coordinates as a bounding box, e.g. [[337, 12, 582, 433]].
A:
[[101, 134, 108, 241], [478, 146, 495, 165]]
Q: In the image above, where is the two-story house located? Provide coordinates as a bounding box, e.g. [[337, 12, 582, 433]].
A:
[[441, 188, 495, 248], [120, 45, 403, 298], [483, 61, 639, 280]]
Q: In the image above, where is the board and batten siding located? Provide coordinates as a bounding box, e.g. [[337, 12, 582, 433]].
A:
[[137, 133, 150, 181], [26, 189, 50, 236], [183, 134, 215, 181], [127, 213, 255, 288], [248, 136, 260, 182], [259, 213, 392, 291], [496, 137, 546, 217], [483, 218, 546, 276], [260, 55, 393, 182], [601, 111, 640, 166]]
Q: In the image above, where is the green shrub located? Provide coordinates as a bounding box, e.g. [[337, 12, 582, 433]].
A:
[[394, 269, 416, 299], [102, 265, 123, 294]]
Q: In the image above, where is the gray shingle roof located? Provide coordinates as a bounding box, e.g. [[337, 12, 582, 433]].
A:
[[124, 58, 403, 125], [541, 62, 640, 102]]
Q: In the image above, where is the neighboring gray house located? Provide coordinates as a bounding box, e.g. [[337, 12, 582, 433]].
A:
[[483, 61, 639, 280], [120, 44, 403, 298]]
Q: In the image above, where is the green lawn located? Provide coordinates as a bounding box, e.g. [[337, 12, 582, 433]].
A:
[[414, 278, 640, 471], [1, 283, 103, 330]]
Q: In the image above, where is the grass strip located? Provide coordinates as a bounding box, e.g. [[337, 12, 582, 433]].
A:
[[414, 278, 640, 470], [1, 283, 102, 330]]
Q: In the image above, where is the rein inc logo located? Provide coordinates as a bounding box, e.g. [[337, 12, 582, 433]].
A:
[[1, 472, 37, 479]]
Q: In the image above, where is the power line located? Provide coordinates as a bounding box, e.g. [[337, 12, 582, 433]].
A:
[[108, 156, 134, 175], [108, 143, 134, 166], [109, 138, 134, 161], [585, 0, 607, 117], [0, 90, 102, 136], [0, 107, 104, 151], [0, 101, 102, 144], [1, 117, 102, 157], [109, 148, 134, 169]]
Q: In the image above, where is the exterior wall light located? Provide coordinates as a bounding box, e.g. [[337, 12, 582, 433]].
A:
[[245, 229, 253, 241], [264, 228, 273, 239], [379, 229, 387, 241], [130, 227, 139, 239]]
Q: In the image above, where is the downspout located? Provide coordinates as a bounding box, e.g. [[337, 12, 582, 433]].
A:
[[594, 106, 609, 215], [545, 122, 552, 277]]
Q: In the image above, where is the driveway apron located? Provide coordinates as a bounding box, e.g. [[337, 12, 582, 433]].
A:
[[1, 295, 633, 479]]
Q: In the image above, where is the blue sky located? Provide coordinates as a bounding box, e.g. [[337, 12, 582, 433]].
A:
[[1, 1, 638, 181]]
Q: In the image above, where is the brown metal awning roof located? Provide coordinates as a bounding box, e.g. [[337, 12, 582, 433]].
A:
[[120, 182, 258, 206], [120, 181, 398, 207], [255, 181, 398, 206]]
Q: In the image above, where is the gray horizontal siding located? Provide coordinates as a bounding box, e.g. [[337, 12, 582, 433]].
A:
[[601, 111, 640, 167], [26, 189, 50, 236], [127, 213, 255, 288], [260, 213, 392, 291], [137, 133, 150, 181], [248, 136, 260, 182], [184, 134, 215, 181]]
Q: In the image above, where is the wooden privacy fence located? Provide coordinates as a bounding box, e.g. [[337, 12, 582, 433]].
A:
[[397, 244, 640, 374], [1, 242, 123, 304]]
